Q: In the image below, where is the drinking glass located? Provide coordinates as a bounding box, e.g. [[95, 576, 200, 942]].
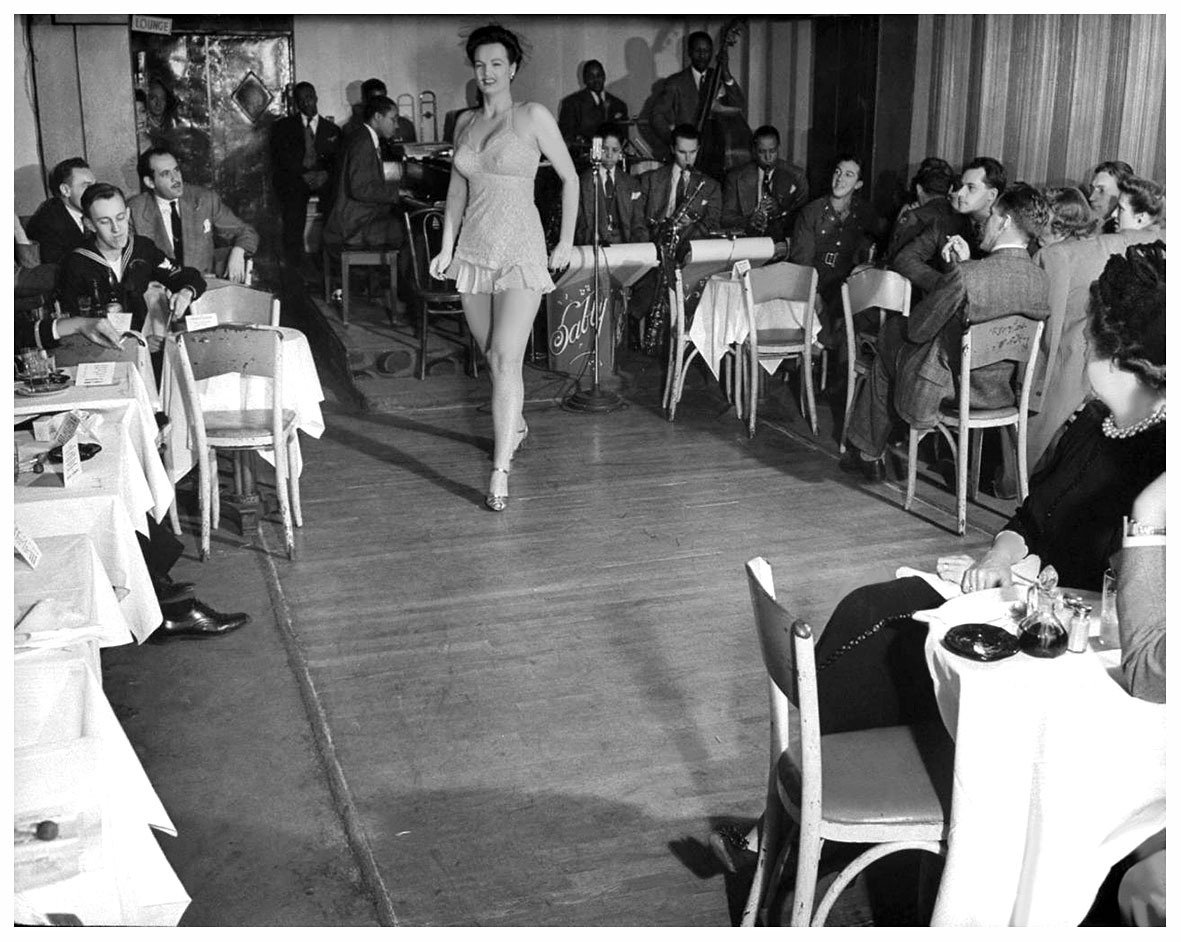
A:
[[1094, 568, 1120, 650]]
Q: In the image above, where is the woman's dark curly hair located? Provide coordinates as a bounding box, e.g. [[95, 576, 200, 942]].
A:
[[465, 24, 525, 68], [1088, 240, 1166, 388], [1043, 186, 1099, 240]]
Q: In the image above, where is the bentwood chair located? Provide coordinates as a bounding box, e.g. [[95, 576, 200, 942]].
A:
[[734, 262, 823, 437], [741, 557, 951, 926], [170, 325, 300, 560], [188, 281, 281, 327], [403, 206, 479, 379], [663, 266, 701, 420], [904, 315, 1045, 536], [840, 269, 912, 452]]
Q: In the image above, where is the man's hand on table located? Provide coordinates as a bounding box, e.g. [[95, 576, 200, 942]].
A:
[[225, 247, 249, 284], [59, 316, 123, 349], [168, 287, 195, 324]]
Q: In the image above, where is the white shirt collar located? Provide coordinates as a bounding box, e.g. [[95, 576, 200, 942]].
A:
[[64, 201, 84, 231], [305, 113, 319, 133], [990, 240, 1028, 252], [692, 67, 706, 87], [155, 193, 177, 216], [365, 123, 380, 152]]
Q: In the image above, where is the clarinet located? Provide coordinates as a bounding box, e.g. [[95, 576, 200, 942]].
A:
[[644, 180, 706, 356]]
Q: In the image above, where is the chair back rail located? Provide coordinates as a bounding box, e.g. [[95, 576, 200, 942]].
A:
[[956, 315, 1044, 428], [843, 267, 911, 316], [748, 260, 816, 306], [189, 283, 280, 327], [179, 324, 283, 384], [404, 206, 457, 294]]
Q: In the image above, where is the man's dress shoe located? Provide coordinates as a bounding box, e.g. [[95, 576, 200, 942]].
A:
[[153, 575, 196, 606], [152, 600, 251, 641], [838, 449, 886, 483]]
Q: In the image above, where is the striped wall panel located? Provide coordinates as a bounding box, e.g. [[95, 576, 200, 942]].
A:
[[909, 14, 1164, 187]]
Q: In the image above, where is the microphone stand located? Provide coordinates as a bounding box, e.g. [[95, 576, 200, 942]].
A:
[[564, 149, 625, 413]]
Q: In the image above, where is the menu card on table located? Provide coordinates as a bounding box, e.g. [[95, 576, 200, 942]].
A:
[[74, 362, 117, 387], [13, 523, 42, 569]]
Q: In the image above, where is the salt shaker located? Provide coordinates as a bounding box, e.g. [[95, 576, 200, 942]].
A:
[[1062, 595, 1093, 653]]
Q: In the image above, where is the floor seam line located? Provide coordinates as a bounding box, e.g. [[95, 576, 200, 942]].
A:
[[256, 526, 401, 927]]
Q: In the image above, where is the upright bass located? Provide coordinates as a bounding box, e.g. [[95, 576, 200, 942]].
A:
[[695, 19, 752, 182]]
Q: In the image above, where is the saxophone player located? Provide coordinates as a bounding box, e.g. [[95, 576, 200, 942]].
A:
[[721, 125, 808, 255]]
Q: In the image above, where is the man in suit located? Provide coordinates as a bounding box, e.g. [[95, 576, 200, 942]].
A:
[[271, 81, 342, 268], [323, 95, 404, 249], [344, 78, 416, 160], [574, 124, 646, 246], [889, 156, 1005, 301], [840, 183, 1051, 482], [558, 61, 629, 153], [25, 157, 96, 265], [638, 123, 721, 238], [721, 125, 807, 251], [1088, 159, 1135, 234], [625, 124, 721, 350], [128, 146, 258, 284], [650, 31, 746, 161]]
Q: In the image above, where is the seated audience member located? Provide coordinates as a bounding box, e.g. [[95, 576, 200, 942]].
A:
[[711, 244, 1165, 872], [323, 95, 405, 250], [574, 124, 647, 246], [128, 146, 258, 283], [271, 81, 342, 267], [14, 215, 58, 301], [558, 60, 629, 152], [25, 157, 96, 265], [840, 183, 1050, 481], [58, 183, 205, 334], [1028, 191, 1163, 469], [1116, 175, 1165, 233], [883, 157, 955, 264], [720, 124, 807, 250], [1088, 159, 1135, 234], [1113, 472, 1166, 926], [788, 153, 885, 344], [890, 156, 1004, 300]]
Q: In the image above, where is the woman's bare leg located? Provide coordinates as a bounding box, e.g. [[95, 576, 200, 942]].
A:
[[484, 289, 539, 489]]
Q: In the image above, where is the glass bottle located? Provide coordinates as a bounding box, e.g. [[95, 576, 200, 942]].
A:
[[1017, 566, 1069, 658]]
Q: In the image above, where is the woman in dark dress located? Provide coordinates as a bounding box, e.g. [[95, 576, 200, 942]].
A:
[[711, 242, 1165, 872]]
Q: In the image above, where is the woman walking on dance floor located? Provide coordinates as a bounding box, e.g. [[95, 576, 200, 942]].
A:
[[430, 23, 578, 511]]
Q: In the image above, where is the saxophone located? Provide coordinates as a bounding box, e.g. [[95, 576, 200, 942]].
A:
[[644, 180, 706, 356]]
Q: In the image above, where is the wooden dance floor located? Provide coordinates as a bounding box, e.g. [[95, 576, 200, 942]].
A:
[[266, 391, 994, 926]]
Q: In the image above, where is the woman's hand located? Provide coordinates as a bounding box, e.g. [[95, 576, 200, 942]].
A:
[[429, 247, 453, 281], [548, 240, 573, 272], [961, 550, 1013, 592], [935, 554, 975, 587]]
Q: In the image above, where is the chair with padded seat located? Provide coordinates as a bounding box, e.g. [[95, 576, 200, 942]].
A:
[[403, 206, 479, 379], [839, 268, 911, 453], [169, 324, 300, 560], [740, 556, 951, 926], [322, 242, 398, 326], [188, 281, 280, 326], [904, 314, 1045, 536], [734, 262, 825, 438]]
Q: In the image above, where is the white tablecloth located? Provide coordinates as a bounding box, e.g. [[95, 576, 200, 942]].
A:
[[14, 366, 172, 523], [14, 495, 161, 644], [14, 534, 134, 650], [688, 274, 819, 380], [14, 647, 189, 926], [918, 589, 1167, 926], [160, 326, 325, 482]]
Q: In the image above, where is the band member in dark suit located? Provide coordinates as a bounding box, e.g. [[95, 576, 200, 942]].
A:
[[639, 123, 722, 238], [840, 183, 1050, 480], [271, 82, 342, 267], [721, 125, 807, 249], [343, 78, 416, 161], [323, 95, 404, 249], [574, 124, 647, 246], [651, 31, 745, 161], [26, 158, 96, 265], [128, 146, 259, 283], [558, 60, 629, 151]]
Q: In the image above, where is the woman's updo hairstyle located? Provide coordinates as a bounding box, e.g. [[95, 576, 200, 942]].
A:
[[466, 23, 525, 69], [1043, 186, 1099, 240], [1088, 241, 1166, 388]]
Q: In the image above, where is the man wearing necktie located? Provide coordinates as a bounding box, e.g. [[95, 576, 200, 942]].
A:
[[25, 157, 96, 265], [573, 125, 647, 246], [271, 81, 343, 268], [721, 124, 808, 251], [558, 60, 629, 168], [651, 31, 746, 162], [323, 95, 405, 251]]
